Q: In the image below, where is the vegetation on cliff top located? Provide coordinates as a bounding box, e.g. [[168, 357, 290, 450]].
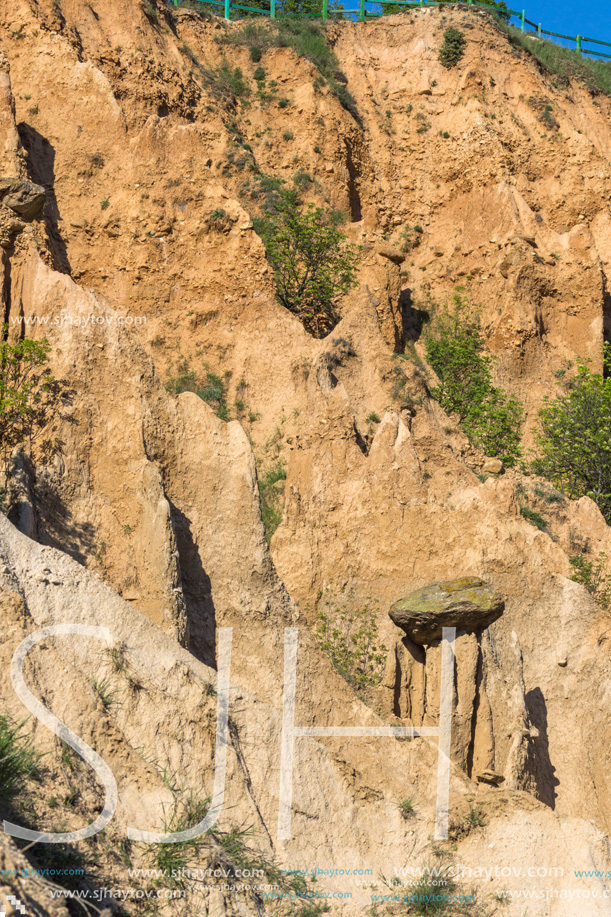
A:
[[499, 23, 611, 96]]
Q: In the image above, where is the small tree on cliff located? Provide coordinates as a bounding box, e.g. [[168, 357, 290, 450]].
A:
[[255, 190, 358, 339], [532, 346, 611, 523], [0, 331, 63, 472]]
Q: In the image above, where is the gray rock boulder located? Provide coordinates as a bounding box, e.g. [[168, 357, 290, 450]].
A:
[[0, 177, 46, 219], [389, 576, 504, 645]]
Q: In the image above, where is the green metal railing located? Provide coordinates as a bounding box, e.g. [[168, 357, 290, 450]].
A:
[[169, 0, 611, 60]]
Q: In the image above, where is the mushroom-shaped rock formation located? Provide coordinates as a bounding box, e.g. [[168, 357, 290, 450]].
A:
[[389, 576, 504, 645]]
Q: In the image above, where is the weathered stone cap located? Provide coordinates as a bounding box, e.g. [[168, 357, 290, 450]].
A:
[[389, 576, 504, 645], [0, 178, 46, 220]]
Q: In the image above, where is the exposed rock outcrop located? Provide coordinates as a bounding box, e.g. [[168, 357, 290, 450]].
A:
[[389, 576, 505, 644]]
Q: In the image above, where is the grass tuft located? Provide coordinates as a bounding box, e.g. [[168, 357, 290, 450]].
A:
[[0, 713, 40, 801]]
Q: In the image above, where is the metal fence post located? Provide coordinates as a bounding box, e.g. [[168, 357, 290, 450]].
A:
[[359, 0, 365, 20], [576, 34, 582, 54], [270, 0, 275, 16], [322, 0, 328, 19], [225, 0, 231, 18], [520, 9, 525, 32], [537, 22, 541, 37]]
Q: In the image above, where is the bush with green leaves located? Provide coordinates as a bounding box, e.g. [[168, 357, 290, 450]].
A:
[[0, 332, 64, 470], [313, 585, 388, 691], [254, 190, 358, 338], [438, 27, 466, 69], [423, 297, 523, 466], [532, 345, 611, 522]]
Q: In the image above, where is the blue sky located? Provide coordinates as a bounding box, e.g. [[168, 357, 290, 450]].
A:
[[507, 0, 610, 48]]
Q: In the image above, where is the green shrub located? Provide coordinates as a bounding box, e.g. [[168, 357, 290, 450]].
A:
[[278, 97, 290, 108], [569, 552, 611, 612], [257, 463, 287, 544], [0, 333, 64, 470], [398, 224, 423, 253], [250, 45, 262, 62], [208, 207, 232, 232], [282, 129, 294, 141], [205, 61, 250, 102], [467, 805, 485, 827], [532, 345, 611, 522], [253, 66, 265, 81], [439, 27, 466, 69], [254, 190, 358, 338], [423, 297, 523, 466], [293, 168, 313, 189], [0, 713, 40, 801], [313, 585, 388, 691]]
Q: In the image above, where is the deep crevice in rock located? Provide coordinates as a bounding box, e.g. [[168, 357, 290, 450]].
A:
[[169, 500, 217, 669], [344, 138, 362, 223]]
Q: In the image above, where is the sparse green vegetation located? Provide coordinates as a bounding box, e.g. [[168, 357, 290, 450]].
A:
[[366, 412, 381, 424], [424, 296, 524, 466], [100, 197, 109, 210], [398, 224, 423, 253], [224, 20, 359, 120], [0, 713, 40, 801], [467, 805, 485, 827], [208, 207, 232, 232], [499, 23, 611, 96], [569, 552, 611, 612], [397, 796, 415, 819], [438, 27, 466, 70], [92, 677, 118, 713], [253, 66, 265, 81], [519, 504, 547, 531], [149, 789, 317, 912], [165, 362, 231, 421], [205, 60, 251, 102], [257, 462, 287, 544], [312, 585, 388, 691]]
